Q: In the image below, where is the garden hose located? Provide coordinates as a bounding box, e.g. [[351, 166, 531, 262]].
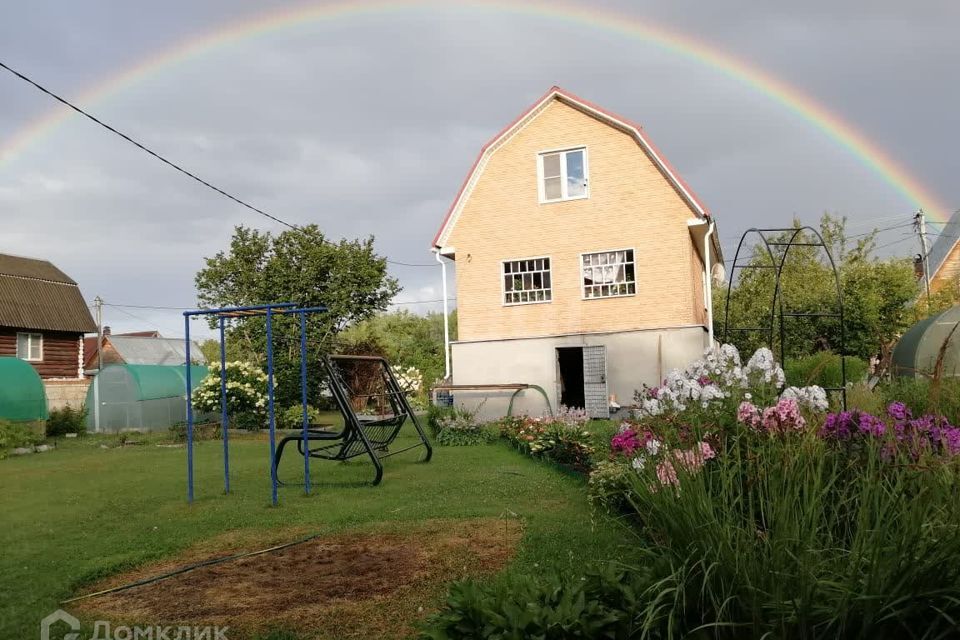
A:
[[60, 531, 326, 605]]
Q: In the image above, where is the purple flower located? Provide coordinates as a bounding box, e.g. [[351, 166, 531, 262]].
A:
[[696, 375, 713, 387], [887, 402, 911, 421]]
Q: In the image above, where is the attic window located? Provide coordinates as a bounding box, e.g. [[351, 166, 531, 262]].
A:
[[538, 147, 588, 202], [17, 332, 43, 361]]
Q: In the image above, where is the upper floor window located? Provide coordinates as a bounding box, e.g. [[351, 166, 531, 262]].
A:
[[17, 332, 43, 361], [538, 147, 588, 202], [582, 249, 636, 299], [503, 257, 552, 305]]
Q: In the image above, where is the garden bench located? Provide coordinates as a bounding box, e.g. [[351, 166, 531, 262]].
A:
[[431, 383, 553, 417]]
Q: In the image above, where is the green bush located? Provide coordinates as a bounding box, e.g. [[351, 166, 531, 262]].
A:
[[433, 405, 493, 446], [422, 564, 654, 639], [0, 421, 44, 456], [586, 460, 634, 511], [276, 404, 323, 430], [785, 351, 868, 388], [880, 377, 960, 424], [426, 404, 456, 435], [45, 404, 88, 437]]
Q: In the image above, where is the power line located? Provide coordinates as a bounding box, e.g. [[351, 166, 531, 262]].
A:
[[0, 60, 437, 268], [103, 298, 455, 311]]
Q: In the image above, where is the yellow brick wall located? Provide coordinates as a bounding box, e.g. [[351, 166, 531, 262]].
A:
[[445, 99, 706, 342]]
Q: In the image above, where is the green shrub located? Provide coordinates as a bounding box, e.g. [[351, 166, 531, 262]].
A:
[[586, 460, 634, 511], [423, 564, 654, 639], [45, 404, 88, 437], [785, 351, 868, 388], [426, 404, 456, 435], [880, 377, 960, 424], [0, 420, 44, 455], [276, 404, 323, 430], [433, 405, 493, 446]]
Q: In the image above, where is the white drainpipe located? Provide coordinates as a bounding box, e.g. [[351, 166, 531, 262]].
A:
[[704, 220, 716, 345], [435, 250, 451, 380]]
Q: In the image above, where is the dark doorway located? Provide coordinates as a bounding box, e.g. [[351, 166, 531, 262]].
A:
[[557, 347, 585, 409]]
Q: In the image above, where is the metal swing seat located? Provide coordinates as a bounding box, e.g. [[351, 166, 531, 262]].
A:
[[273, 355, 432, 485]]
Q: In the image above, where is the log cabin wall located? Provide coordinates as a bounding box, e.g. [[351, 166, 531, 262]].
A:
[[0, 327, 82, 379]]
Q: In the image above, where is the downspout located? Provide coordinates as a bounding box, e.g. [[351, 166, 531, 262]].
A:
[[704, 220, 716, 345], [434, 250, 451, 380]]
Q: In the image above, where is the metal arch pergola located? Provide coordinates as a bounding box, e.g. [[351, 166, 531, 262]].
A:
[[722, 227, 848, 409], [183, 302, 327, 505]]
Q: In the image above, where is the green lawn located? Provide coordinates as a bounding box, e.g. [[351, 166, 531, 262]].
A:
[[1, 427, 634, 638]]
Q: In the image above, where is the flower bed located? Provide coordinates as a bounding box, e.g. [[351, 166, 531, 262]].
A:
[[497, 406, 595, 472], [583, 344, 960, 637]]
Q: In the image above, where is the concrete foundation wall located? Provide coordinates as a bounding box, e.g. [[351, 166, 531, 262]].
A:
[[450, 326, 708, 420], [44, 379, 91, 412]]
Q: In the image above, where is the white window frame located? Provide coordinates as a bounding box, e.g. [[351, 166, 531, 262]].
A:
[[16, 332, 43, 361], [537, 146, 589, 203], [580, 248, 637, 300], [501, 255, 553, 306]]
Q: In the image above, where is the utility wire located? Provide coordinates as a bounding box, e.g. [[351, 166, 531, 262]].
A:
[[103, 298, 455, 311], [0, 60, 436, 268]]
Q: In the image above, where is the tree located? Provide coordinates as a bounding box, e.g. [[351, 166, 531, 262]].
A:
[[336, 309, 458, 389], [715, 214, 920, 363], [195, 225, 400, 407]]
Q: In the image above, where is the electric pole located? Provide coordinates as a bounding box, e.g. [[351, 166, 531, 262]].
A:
[[93, 296, 103, 432], [914, 210, 931, 302]]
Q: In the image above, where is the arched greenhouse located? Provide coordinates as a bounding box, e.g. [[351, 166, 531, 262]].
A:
[[892, 305, 960, 378], [85, 364, 208, 432], [0, 357, 48, 422]]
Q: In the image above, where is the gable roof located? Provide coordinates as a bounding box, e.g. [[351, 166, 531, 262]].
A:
[[0, 253, 97, 333], [928, 209, 960, 287], [104, 335, 206, 366], [432, 86, 711, 249]]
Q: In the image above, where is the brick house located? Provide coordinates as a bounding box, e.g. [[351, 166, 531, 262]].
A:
[[0, 253, 97, 408], [431, 87, 722, 418]]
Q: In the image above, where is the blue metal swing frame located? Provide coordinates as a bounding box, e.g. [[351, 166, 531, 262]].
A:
[[182, 302, 327, 505]]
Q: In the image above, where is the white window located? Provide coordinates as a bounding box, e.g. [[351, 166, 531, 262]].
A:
[[538, 147, 588, 202], [17, 332, 43, 361], [503, 257, 552, 305], [582, 249, 636, 299]]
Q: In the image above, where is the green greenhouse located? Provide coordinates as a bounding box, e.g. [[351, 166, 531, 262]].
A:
[[0, 357, 48, 422], [892, 305, 960, 378], [85, 364, 208, 432]]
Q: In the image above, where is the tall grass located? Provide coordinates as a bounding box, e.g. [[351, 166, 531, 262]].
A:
[[626, 430, 960, 638]]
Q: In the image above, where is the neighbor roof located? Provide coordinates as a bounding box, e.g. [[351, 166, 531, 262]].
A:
[[433, 86, 711, 249], [928, 209, 960, 287], [0, 253, 97, 333], [106, 335, 206, 366]]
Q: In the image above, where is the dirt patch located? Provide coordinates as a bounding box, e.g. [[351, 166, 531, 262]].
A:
[[74, 518, 522, 639]]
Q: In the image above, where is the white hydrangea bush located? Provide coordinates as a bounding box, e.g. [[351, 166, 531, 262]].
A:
[[633, 344, 826, 418], [193, 361, 269, 415], [391, 365, 423, 393]]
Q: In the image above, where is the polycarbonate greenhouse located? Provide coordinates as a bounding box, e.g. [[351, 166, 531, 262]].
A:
[[0, 357, 48, 422], [892, 305, 960, 378], [85, 364, 208, 432]]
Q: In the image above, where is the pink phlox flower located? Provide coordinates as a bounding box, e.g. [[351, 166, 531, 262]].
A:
[[737, 401, 762, 428]]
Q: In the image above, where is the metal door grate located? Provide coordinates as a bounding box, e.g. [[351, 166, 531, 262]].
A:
[[582, 345, 607, 419]]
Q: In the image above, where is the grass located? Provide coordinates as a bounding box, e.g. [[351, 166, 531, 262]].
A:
[[1, 426, 635, 638]]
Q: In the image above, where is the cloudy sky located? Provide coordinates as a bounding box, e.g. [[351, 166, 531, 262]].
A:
[[1, 0, 957, 339]]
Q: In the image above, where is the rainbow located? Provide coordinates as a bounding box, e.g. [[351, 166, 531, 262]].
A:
[[0, 0, 952, 222]]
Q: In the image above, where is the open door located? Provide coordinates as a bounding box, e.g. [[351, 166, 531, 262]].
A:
[[582, 345, 608, 419]]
